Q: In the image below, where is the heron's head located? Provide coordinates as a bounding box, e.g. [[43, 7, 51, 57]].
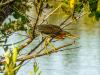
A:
[[55, 31, 78, 40], [55, 31, 66, 39], [65, 31, 78, 39]]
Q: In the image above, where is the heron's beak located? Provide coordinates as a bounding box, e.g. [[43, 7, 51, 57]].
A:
[[66, 34, 78, 39]]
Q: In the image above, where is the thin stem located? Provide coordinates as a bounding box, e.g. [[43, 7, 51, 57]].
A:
[[0, 0, 14, 6], [28, 38, 46, 55], [18, 41, 75, 61]]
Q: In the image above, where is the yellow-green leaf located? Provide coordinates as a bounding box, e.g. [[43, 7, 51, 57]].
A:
[[4, 51, 10, 65], [69, 0, 75, 9], [13, 64, 21, 71], [12, 46, 18, 64]]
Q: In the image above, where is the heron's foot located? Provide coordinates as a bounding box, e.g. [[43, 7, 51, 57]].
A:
[[44, 48, 50, 55], [52, 47, 58, 52], [44, 42, 50, 55], [49, 42, 58, 52]]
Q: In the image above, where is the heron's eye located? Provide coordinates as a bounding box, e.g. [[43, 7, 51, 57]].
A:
[[53, 32, 59, 35]]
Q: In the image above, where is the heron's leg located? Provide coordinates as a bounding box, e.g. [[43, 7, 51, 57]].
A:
[[44, 36, 57, 54], [46, 37, 57, 51], [44, 37, 50, 55], [49, 42, 57, 51], [39, 33, 49, 54]]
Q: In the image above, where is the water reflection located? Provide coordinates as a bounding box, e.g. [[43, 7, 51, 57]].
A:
[[34, 23, 100, 75], [78, 26, 100, 75], [36, 50, 79, 75], [1, 22, 100, 75]]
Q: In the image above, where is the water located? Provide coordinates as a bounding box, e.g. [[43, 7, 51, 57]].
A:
[[16, 21, 100, 75], [0, 22, 100, 75], [77, 26, 100, 75]]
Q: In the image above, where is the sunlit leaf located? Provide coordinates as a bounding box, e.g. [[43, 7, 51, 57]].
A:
[[38, 71, 42, 75], [12, 46, 18, 64], [13, 64, 21, 72], [34, 62, 39, 73], [4, 51, 10, 65], [29, 71, 33, 75], [69, 0, 75, 9]]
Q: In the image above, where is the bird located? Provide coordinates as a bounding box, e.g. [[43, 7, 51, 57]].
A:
[[37, 24, 76, 39], [36, 24, 77, 54]]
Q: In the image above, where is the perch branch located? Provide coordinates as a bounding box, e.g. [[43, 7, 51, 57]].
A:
[[28, 38, 46, 54], [18, 41, 75, 61], [0, 0, 14, 6]]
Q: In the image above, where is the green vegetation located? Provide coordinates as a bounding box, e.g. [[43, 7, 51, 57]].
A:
[[0, 0, 100, 75]]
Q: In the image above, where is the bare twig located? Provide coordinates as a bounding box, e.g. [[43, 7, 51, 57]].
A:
[[18, 41, 75, 61], [60, 15, 71, 26], [18, 38, 33, 51], [44, 4, 62, 20], [0, 0, 14, 6], [40, 4, 62, 25], [62, 12, 86, 28], [32, 1, 44, 38], [0, 46, 79, 64], [0, 37, 28, 46], [28, 38, 46, 55]]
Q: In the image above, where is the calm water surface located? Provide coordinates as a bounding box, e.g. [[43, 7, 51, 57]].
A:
[[0, 22, 100, 75], [17, 22, 100, 75]]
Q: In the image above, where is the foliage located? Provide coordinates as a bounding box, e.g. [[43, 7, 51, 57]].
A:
[[0, 0, 100, 75], [3, 46, 21, 75], [29, 61, 42, 75]]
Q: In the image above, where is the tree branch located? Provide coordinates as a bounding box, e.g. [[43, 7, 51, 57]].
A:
[[40, 4, 62, 25], [0, 37, 28, 46], [28, 38, 46, 55], [62, 12, 87, 28], [18, 41, 75, 61], [0, 0, 14, 6], [33, 1, 44, 38], [60, 15, 71, 26]]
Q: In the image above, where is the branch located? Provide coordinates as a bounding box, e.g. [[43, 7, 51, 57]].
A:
[[18, 38, 33, 51], [28, 38, 46, 55], [62, 12, 87, 28], [40, 4, 62, 25], [60, 15, 71, 26], [0, 0, 14, 6], [33, 1, 44, 37], [35, 38, 54, 55], [0, 37, 28, 46], [18, 41, 75, 61], [44, 4, 62, 20]]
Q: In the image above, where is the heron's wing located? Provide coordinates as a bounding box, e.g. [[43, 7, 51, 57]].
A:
[[37, 24, 62, 34]]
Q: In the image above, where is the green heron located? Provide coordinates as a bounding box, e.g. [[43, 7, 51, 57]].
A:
[[37, 24, 76, 39], [37, 24, 77, 53]]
